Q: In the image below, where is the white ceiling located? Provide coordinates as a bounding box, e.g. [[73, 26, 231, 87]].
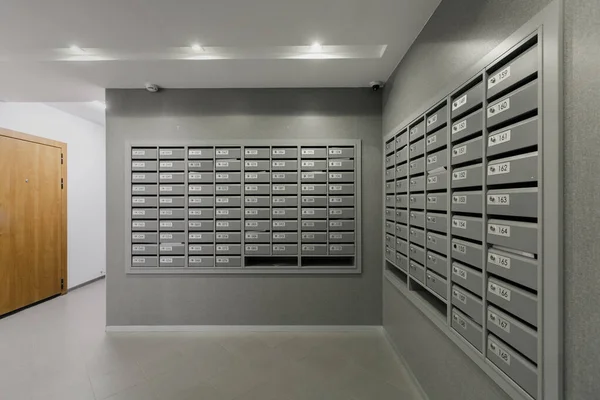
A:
[[0, 0, 440, 102]]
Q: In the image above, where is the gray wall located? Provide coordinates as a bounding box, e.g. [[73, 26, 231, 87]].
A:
[[382, 0, 552, 399], [106, 88, 382, 326]]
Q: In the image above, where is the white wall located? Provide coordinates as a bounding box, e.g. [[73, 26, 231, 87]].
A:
[[0, 102, 106, 288]]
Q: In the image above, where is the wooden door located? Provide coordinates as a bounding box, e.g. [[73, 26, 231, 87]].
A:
[[0, 130, 67, 316]]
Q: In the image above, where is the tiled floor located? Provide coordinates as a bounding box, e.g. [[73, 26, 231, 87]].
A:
[[0, 279, 423, 400]]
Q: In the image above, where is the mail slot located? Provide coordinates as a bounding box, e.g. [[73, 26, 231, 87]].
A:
[[409, 262, 426, 284], [410, 211, 425, 228], [426, 104, 448, 133], [330, 196, 354, 207], [396, 209, 408, 224], [451, 108, 483, 144], [426, 232, 447, 255], [188, 220, 214, 232], [132, 244, 157, 256], [132, 256, 158, 268], [409, 244, 425, 265], [188, 256, 214, 268], [452, 136, 483, 166], [426, 171, 447, 192], [427, 251, 447, 277], [385, 195, 395, 208], [188, 196, 214, 208], [215, 172, 241, 183], [409, 157, 425, 176], [452, 308, 483, 353], [215, 148, 242, 159], [215, 220, 241, 231], [486, 335, 538, 399], [487, 219, 538, 254], [159, 208, 185, 219], [487, 188, 537, 218], [488, 117, 538, 160], [132, 172, 158, 184], [301, 184, 327, 195], [452, 284, 483, 325], [131, 148, 157, 160], [386, 168, 395, 181], [300, 160, 327, 171], [244, 208, 270, 219], [487, 80, 538, 129], [409, 227, 425, 247], [396, 238, 408, 256], [328, 159, 354, 171], [273, 208, 298, 219], [132, 185, 158, 196], [301, 232, 327, 243], [426, 193, 447, 211], [216, 244, 242, 255], [409, 138, 425, 159], [272, 232, 299, 243], [273, 196, 299, 207], [132, 208, 158, 220], [188, 147, 214, 159], [243, 147, 270, 159], [329, 220, 355, 231], [132, 232, 158, 244], [396, 163, 408, 178], [215, 256, 242, 268], [244, 244, 270, 256], [188, 172, 213, 183], [245, 184, 270, 195], [244, 232, 270, 243], [159, 256, 185, 268], [272, 172, 298, 183], [426, 148, 447, 172], [188, 232, 215, 243], [272, 160, 298, 171], [301, 147, 327, 159], [215, 232, 242, 243], [487, 152, 538, 186], [409, 176, 425, 192], [396, 131, 408, 148], [426, 270, 447, 300], [328, 184, 354, 195], [216, 197, 241, 208], [329, 171, 354, 183], [395, 253, 408, 273], [451, 239, 483, 269], [395, 147, 408, 165], [385, 140, 395, 155], [328, 208, 354, 219], [329, 244, 354, 255], [329, 147, 354, 158], [487, 277, 537, 327], [188, 184, 214, 195], [452, 262, 483, 296], [272, 147, 298, 159], [409, 194, 425, 210], [273, 220, 299, 231], [245, 196, 270, 207], [487, 44, 538, 99], [159, 148, 185, 160], [409, 119, 425, 142], [426, 212, 447, 234], [487, 305, 538, 362], [188, 161, 214, 172], [395, 224, 408, 240], [131, 160, 158, 172], [272, 184, 298, 195], [487, 247, 538, 291], [188, 244, 214, 255], [451, 80, 483, 119], [329, 232, 354, 243], [159, 185, 184, 196], [426, 127, 448, 153], [451, 215, 483, 242], [159, 232, 186, 243], [215, 208, 242, 219], [451, 190, 483, 214], [132, 220, 158, 232], [245, 220, 270, 231], [244, 160, 270, 171], [385, 208, 394, 221], [301, 171, 327, 183], [301, 244, 327, 256], [452, 163, 483, 189], [273, 244, 298, 256], [159, 161, 185, 171]]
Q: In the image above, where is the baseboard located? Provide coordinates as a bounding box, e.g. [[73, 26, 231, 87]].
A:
[[68, 275, 105, 292], [383, 327, 430, 400], [106, 325, 383, 333]]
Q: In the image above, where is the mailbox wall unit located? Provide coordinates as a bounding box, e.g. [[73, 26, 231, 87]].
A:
[[382, 20, 562, 400], [127, 140, 361, 274]]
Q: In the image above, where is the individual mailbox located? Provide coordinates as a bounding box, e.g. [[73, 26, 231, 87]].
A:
[[215, 148, 241, 159], [329, 147, 354, 158], [329, 171, 354, 183], [426, 232, 447, 255], [132, 209, 158, 219], [158, 173, 184, 184], [487, 80, 538, 129], [216, 196, 241, 208], [302, 184, 327, 195], [245, 208, 270, 219], [188, 232, 215, 243], [132, 220, 158, 232], [426, 193, 447, 212], [132, 185, 158, 196], [396, 130, 408, 148], [487, 277, 538, 327], [409, 227, 426, 247], [243, 147, 270, 159], [396, 179, 408, 194], [395, 253, 408, 272], [395, 147, 408, 165], [409, 261, 426, 284], [487, 152, 538, 186], [451, 262, 483, 296], [409, 194, 425, 210], [132, 148, 158, 160], [330, 196, 354, 207], [409, 244, 426, 265], [301, 147, 327, 159], [396, 209, 409, 224], [216, 244, 242, 255], [188, 161, 214, 172], [215, 173, 241, 183], [329, 220, 355, 231], [487, 335, 538, 399], [452, 215, 483, 242], [409, 138, 425, 158], [188, 244, 214, 255], [427, 171, 447, 192], [409, 176, 425, 192], [426, 212, 447, 234], [132, 244, 158, 256], [159, 148, 185, 160], [245, 244, 271, 256], [245, 184, 270, 195], [427, 251, 447, 277], [160, 185, 185, 196], [187, 220, 214, 232], [272, 244, 298, 255], [452, 163, 483, 189], [188, 172, 214, 183], [272, 172, 298, 183], [188, 148, 215, 159], [385, 168, 395, 181], [132, 160, 158, 172], [188, 257, 215, 268], [215, 220, 241, 231], [245, 231, 271, 243], [272, 232, 298, 243], [132, 256, 158, 268], [451, 80, 483, 119], [215, 256, 242, 268], [329, 208, 354, 219], [426, 148, 447, 172], [328, 159, 354, 171], [272, 147, 298, 159], [396, 163, 408, 178], [245, 220, 270, 231], [215, 232, 242, 243], [300, 160, 327, 171], [396, 238, 408, 256], [451, 190, 483, 214], [244, 160, 270, 171], [272, 184, 298, 195], [396, 224, 408, 240], [245, 196, 270, 207], [426, 270, 447, 300], [160, 209, 185, 219], [452, 284, 483, 325], [451, 136, 483, 165], [301, 244, 327, 256], [272, 160, 298, 171], [487, 188, 538, 218], [385, 195, 395, 208], [487, 305, 538, 362], [159, 161, 186, 171], [426, 104, 448, 133], [409, 119, 426, 142], [132, 232, 158, 244], [301, 232, 327, 243], [301, 196, 326, 207], [329, 232, 354, 243], [410, 211, 425, 228], [188, 184, 214, 195], [329, 184, 354, 195], [451, 238, 483, 269], [426, 127, 448, 153], [273, 208, 298, 219], [215, 208, 242, 219], [452, 308, 483, 353], [159, 256, 185, 268], [132, 172, 158, 184], [487, 219, 538, 254], [487, 247, 538, 291], [487, 44, 538, 99], [273, 220, 299, 231], [301, 171, 327, 183], [329, 244, 354, 255], [409, 157, 425, 176], [487, 116, 538, 157], [273, 196, 298, 207], [451, 109, 483, 144]]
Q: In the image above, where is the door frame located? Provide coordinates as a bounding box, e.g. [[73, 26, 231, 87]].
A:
[[0, 127, 68, 294]]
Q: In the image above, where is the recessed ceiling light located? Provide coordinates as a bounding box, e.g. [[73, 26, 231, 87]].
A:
[[70, 45, 85, 53], [310, 42, 322, 52], [191, 43, 204, 52]]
